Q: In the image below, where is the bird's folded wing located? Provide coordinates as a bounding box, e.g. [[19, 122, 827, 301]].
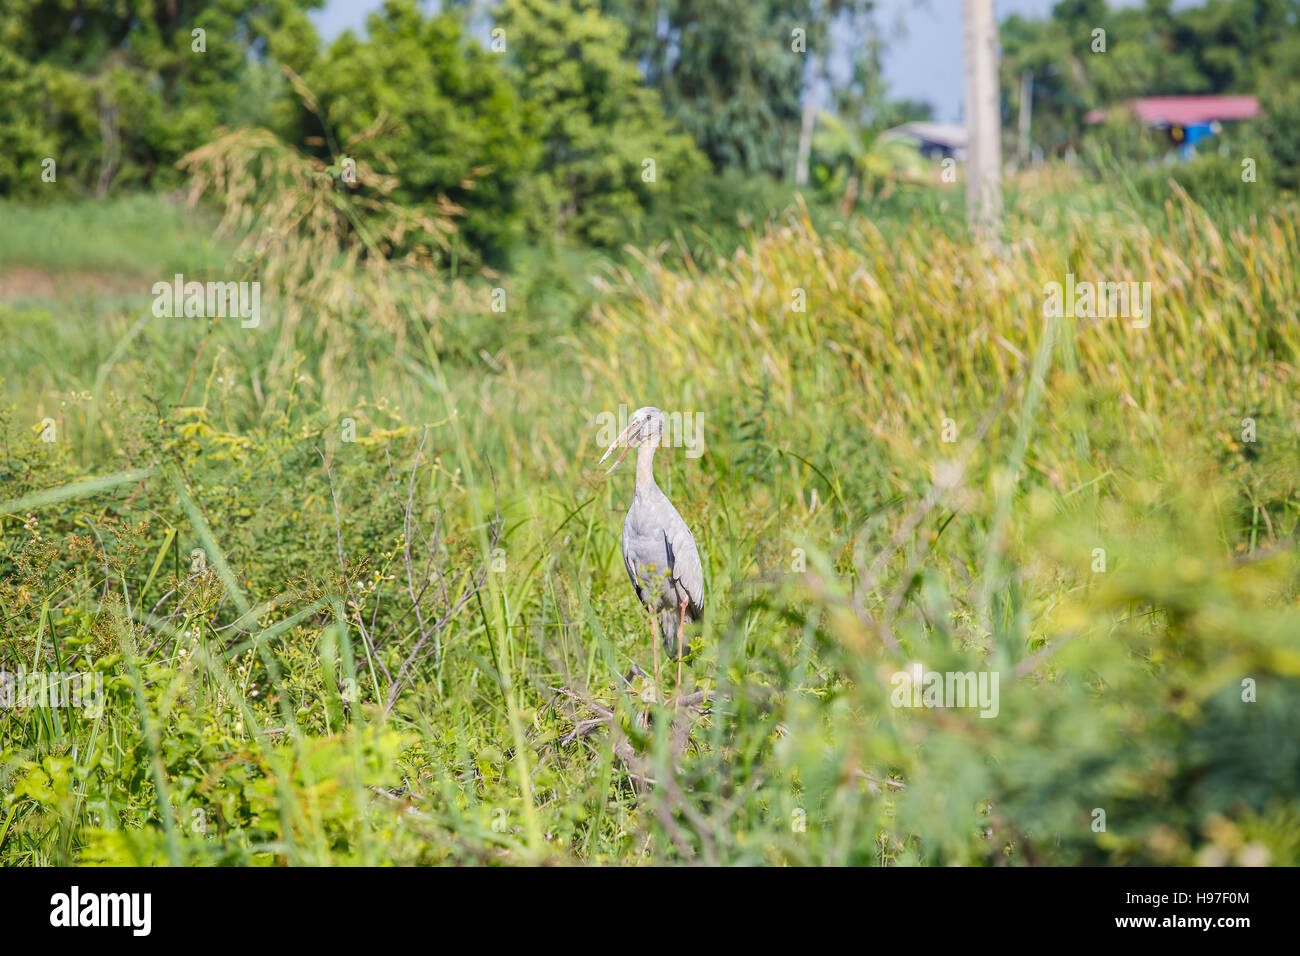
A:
[[669, 525, 705, 615]]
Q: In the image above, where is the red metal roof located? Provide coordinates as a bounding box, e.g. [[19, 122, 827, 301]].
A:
[[1133, 95, 1260, 125], [1086, 95, 1261, 126]]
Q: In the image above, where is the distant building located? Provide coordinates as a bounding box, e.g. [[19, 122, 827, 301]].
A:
[[1085, 95, 1261, 158], [882, 122, 967, 161]]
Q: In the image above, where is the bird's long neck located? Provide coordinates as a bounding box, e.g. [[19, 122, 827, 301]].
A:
[[634, 439, 659, 499]]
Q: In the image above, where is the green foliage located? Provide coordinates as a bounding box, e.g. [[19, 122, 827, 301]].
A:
[[0, 194, 229, 275], [610, 0, 803, 176], [0, 0, 907, 262], [1259, 81, 1300, 190], [1001, 0, 1300, 154], [1128, 151, 1257, 205], [810, 111, 928, 209], [605, 0, 878, 178], [0, 0, 321, 197], [621, 168, 815, 266], [501, 0, 707, 247], [302, 0, 539, 263]]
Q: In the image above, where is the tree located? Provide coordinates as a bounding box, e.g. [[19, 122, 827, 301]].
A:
[[500, 0, 706, 246], [811, 112, 925, 213], [302, 0, 538, 263], [0, 0, 321, 197], [999, 0, 1300, 156], [603, 0, 879, 180]]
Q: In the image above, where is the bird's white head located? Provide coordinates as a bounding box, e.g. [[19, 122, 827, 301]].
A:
[[599, 406, 666, 473]]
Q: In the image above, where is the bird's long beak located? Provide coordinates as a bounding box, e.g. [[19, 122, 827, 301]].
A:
[[599, 421, 639, 473]]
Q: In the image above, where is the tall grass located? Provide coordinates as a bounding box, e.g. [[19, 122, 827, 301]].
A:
[[2, 164, 1298, 865]]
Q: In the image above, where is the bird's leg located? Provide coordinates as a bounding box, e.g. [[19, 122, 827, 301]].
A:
[[648, 603, 661, 706], [676, 599, 688, 706]]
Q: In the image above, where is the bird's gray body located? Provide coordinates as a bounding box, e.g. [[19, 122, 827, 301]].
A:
[[604, 406, 704, 658], [622, 478, 704, 656]]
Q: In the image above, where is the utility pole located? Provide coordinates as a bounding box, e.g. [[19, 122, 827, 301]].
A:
[[795, 54, 821, 187], [963, 0, 1002, 242]]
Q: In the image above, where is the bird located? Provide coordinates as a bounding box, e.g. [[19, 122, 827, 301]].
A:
[[600, 406, 704, 704]]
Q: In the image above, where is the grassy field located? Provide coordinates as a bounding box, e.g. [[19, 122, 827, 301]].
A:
[[2, 170, 1299, 865]]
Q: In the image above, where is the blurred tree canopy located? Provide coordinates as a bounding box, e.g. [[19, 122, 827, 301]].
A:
[[5, 0, 1299, 262], [298, 0, 709, 255], [0, 0, 320, 192], [501, 0, 706, 246], [602, 0, 880, 178], [1000, 0, 1300, 162], [299, 0, 538, 263]]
